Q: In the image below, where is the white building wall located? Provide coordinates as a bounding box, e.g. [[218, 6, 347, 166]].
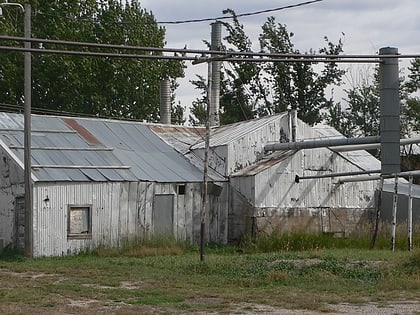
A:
[[32, 181, 228, 257], [226, 116, 290, 175], [251, 148, 377, 209], [0, 148, 24, 250]]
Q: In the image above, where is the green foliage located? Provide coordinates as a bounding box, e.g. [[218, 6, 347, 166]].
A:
[[189, 10, 344, 126], [259, 19, 345, 125], [403, 58, 420, 133], [0, 0, 185, 122]]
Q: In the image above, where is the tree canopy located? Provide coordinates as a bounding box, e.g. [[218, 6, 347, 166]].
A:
[[189, 10, 344, 126], [0, 0, 185, 123]]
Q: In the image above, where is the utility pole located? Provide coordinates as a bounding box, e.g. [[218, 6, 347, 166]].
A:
[[0, 2, 32, 257], [23, 3, 33, 258]]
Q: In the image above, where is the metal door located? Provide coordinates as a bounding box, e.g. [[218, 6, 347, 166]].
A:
[[153, 194, 174, 236], [14, 197, 25, 252]]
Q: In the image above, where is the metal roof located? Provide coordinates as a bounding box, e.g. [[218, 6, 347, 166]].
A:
[[313, 124, 381, 171], [0, 112, 205, 183], [383, 182, 420, 198], [150, 125, 226, 181], [191, 113, 288, 149]]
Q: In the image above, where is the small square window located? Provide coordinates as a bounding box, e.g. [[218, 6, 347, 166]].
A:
[[177, 184, 186, 195], [68, 205, 92, 239]]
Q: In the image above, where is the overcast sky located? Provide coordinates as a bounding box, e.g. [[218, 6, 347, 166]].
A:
[[140, 0, 420, 114]]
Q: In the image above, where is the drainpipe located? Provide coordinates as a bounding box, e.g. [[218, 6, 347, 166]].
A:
[[159, 78, 171, 124], [209, 21, 222, 127]]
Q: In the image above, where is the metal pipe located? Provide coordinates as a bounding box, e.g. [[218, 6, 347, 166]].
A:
[[407, 176, 413, 251], [159, 79, 171, 124], [391, 175, 398, 251], [295, 169, 381, 183], [299, 169, 420, 183], [332, 136, 420, 152], [291, 109, 297, 142], [380, 47, 400, 175], [264, 136, 381, 152], [338, 174, 381, 183], [209, 22, 222, 127]]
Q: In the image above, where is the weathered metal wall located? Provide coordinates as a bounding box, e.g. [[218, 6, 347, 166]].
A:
[[32, 181, 228, 257], [226, 116, 290, 175], [0, 147, 24, 250], [230, 146, 378, 240]]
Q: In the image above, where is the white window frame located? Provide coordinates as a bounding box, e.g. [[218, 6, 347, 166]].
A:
[[67, 204, 92, 239]]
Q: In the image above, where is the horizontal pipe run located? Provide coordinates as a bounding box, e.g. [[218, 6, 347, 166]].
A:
[[338, 175, 382, 183], [295, 169, 381, 183], [332, 137, 420, 152], [10, 146, 113, 151], [32, 165, 131, 169], [265, 136, 381, 152]]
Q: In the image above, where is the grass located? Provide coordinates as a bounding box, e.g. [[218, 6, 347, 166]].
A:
[[0, 234, 419, 314]]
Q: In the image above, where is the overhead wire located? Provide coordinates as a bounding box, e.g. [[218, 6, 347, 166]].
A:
[[157, 0, 325, 24], [1, 36, 418, 64], [1, 37, 419, 64]]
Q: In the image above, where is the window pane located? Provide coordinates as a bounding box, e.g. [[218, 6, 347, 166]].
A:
[[69, 207, 90, 234]]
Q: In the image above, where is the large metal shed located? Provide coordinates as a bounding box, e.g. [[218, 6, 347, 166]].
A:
[[0, 112, 227, 257], [154, 113, 384, 242], [182, 114, 382, 241]]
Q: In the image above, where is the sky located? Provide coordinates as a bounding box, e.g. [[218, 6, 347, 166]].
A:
[[139, 0, 420, 115]]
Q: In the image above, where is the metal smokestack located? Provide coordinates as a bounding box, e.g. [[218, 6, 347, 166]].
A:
[[159, 78, 171, 124], [379, 47, 400, 175], [209, 21, 222, 127], [291, 109, 298, 142]]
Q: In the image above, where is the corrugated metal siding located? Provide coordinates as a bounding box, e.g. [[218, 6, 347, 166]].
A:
[[192, 113, 288, 149], [0, 146, 25, 247], [231, 147, 378, 211], [186, 113, 290, 177], [32, 181, 228, 257]]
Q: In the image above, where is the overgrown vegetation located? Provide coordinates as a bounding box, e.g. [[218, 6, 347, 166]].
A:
[[0, 234, 419, 314]]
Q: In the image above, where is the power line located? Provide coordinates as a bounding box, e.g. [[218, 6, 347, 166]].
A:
[[158, 0, 325, 24], [1, 35, 419, 63], [0, 45, 196, 60]]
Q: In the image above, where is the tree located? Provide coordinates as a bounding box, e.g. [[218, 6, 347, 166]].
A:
[[403, 58, 420, 133], [0, 0, 185, 122], [259, 17, 345, 125], [189, 11, 345, 126]]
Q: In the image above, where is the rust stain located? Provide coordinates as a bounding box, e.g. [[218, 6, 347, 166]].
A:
[[150, 125, 205, 138], [62, 118, 101, 145]]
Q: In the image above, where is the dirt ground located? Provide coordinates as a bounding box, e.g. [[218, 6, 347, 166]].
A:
[[6, 298, 418, 315]]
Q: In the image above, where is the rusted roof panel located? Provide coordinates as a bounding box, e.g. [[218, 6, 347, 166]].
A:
[[0, 112, 205, 183]]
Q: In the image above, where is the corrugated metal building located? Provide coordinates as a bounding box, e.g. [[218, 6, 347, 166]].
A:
[[0, 113, 227, 257], [154, 113, 384, 242], [1, 111, 398, 256]]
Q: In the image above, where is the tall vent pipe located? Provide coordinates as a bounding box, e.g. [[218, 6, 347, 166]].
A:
[[291, 109, 298, 142], [159, 78, 171, 124], [379, 47, 400, 175], [209, 21, 222, 127]]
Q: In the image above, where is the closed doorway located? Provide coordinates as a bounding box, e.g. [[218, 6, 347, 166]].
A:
[[153, 194, 174, 236], [14, 196, 25, 252]]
